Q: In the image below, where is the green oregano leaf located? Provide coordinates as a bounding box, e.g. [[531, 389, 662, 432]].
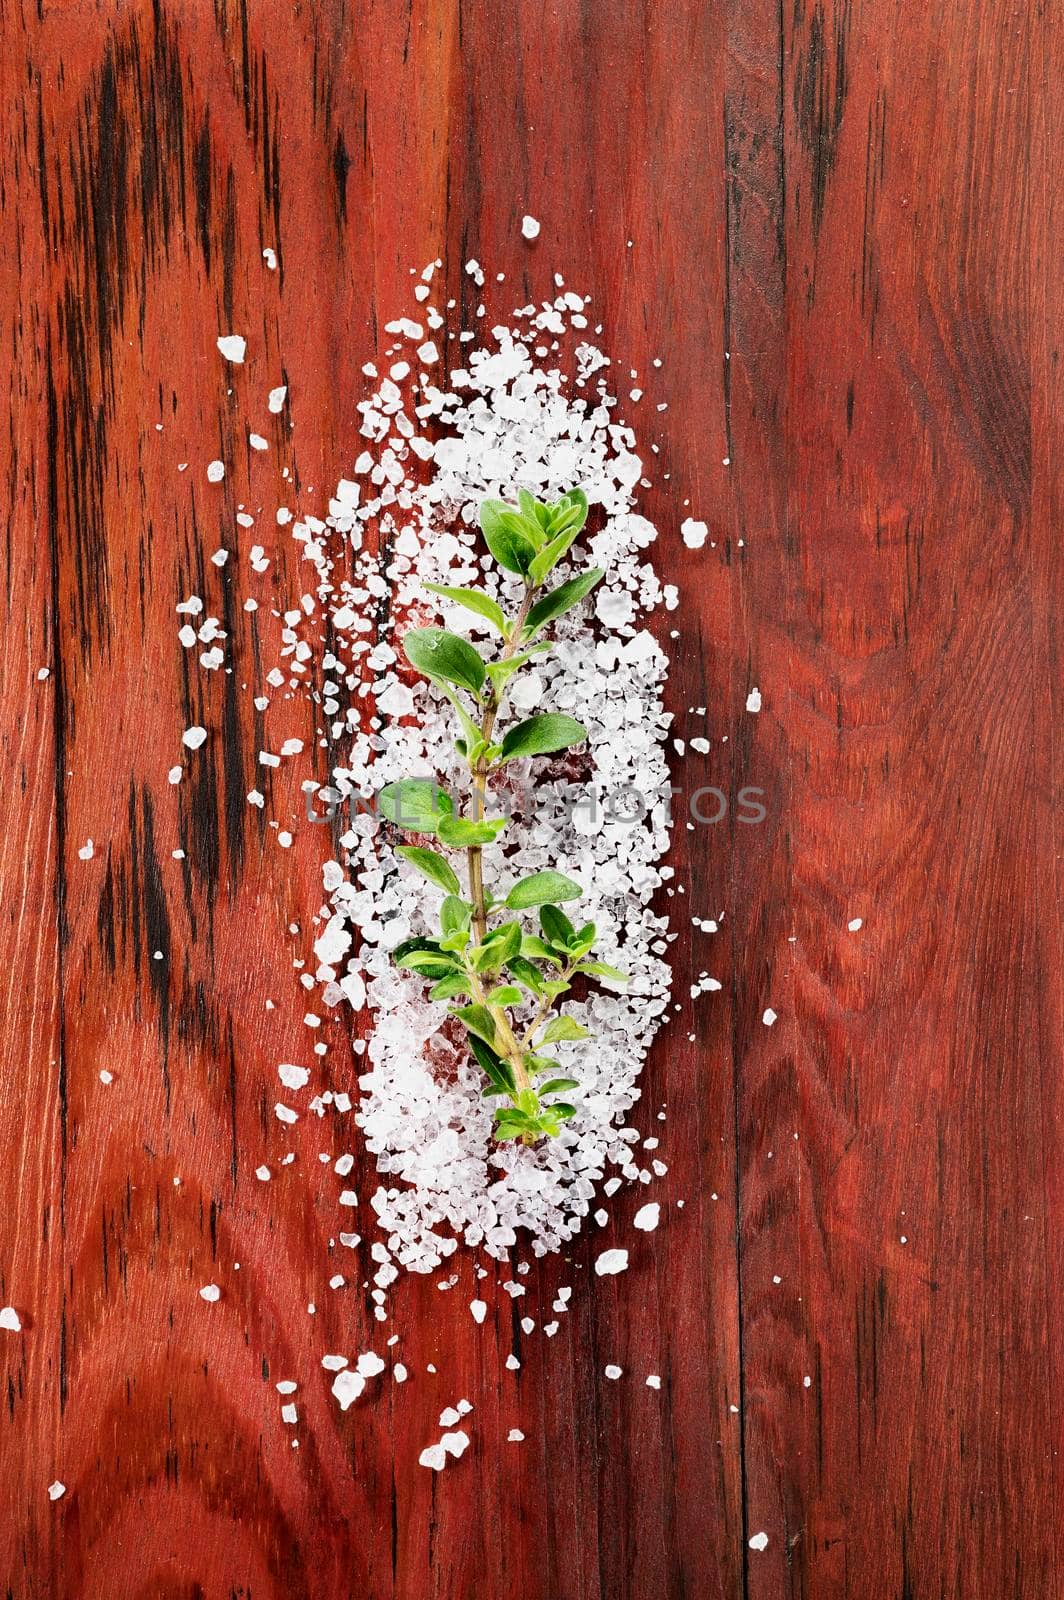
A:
[[539, 1014, 591, 1044], [437, 814, 507, 847], [505, 870, 583, 909], [379, 779, 453, 835], [395, 845, 461, 895], [524, 568, 604, 637], [499, 713, 587, 763], [539, 904, 576, 948], [424, 583, 508, 636], [403, 627, 486, 696], [450, 1003, 497, 1046], [480, 500, 537, 573]]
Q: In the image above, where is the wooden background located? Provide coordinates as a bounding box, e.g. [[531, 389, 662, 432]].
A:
[[1, 1, 1060, 1596]]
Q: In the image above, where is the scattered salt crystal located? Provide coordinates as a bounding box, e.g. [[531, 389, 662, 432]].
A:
[[393, 1363, 408, 1383], [332, 1369, 366, 1410], [0, 1307, 21, 1331], [216, 334, 246, 363], [848, 917, 863, 931], [763, 1009, 777, 1026], [604, 1364, 623, 1380], [268, 385, 287, 413], [77, 840, 94, 861], [263, 247, 277, 269], [199, 1284, 221, 1303], [681, 518, 708, 550], [469, 1299, 487, 1324], [356, 1351, 386, 1378], [646, 1374, 661, 1389], [182, 726, 207, 750], [206, 460, 225, 483], [505, 1355, 521, 1371], [47, 1481, 65, 1501], [508, 1428, 525, 1442], [595, 1249, 629, 1277], [167, 766, 182, 785], [633, 1203, 660, 1232], [37, 667, 49, 680], [441, 1430, 470, 1459], [99, 1070, 113, 1085], [281, 1403, 298, 1424], [749, 1532, 769, 1552], [249, 433, 268, 451], [521, 215, 540, 240], [255, 1166, 270, 1181], [746, 687, 762, 713], [419, 1442, 447, 1471]]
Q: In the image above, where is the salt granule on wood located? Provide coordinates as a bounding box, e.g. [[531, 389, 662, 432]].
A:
[[216, 334, 246, 363]]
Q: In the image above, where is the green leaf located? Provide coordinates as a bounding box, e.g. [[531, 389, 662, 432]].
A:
[[528, 1055, 562, 1075], [474, 920, 522, 973], [378, 779, 453, 835], [468, 1034, 516, 1094], [440, 895, 472, 935], [437, 814, 507, 848], [403, 627, 485, 696], [507, 955, 545, 992], [499, 713, 587, 764], [538, 1077, 580, 1094], [520, 934, 563, 967], [577, 961, 628, 983], [486, 984, 523, 1006], [451, 1003, 497, 1046], [524, 568, 604, 637], [395, 845, 461, 896], [396, 947, 459, 974], [505, 870, 583, 909], [480, 499, 537, 574], [539, 1014, 591, 1045], [539, 905, 576, 948], [551, 1103, 577, 1120], [428, 974, 469, 1001], [551, 488, 588, 533], [528, 500, 588, 581], [424, 583, 508, 636]]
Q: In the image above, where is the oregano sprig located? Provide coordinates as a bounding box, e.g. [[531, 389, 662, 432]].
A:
[[378, 488, 626, 1145]]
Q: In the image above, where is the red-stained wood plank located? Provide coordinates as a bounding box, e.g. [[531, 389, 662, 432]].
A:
[[0, 2, 1059, 1598]]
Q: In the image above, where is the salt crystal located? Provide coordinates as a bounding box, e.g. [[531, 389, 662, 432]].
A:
[[419, 1442, 447, 1471], [595, 1249, 629, 1277], [77, 840, 94, 861], [249, 433, 268, 451], [604, 1364, 623, 1380], [633, 1203, 660, 1232], [199, 1284, 221, 1303], [680, 518, 708, 550], [206, 460, 225, 483], [332, 1369, 366, 1410], [268, 385, 287, 413], [182, 726, 207, 750], [749, 1532, 769, 1552], [0, 1307, 21, 1331], [848, 917, 863, 931], [762, 1009, 777, 1026], [521, 215, 540, 240], [216, 334, 246, 363], [47, 1481, 65, 1501], [746, 687, 762, 713], [508, 1428, 525, 1442], [646, 1374, 661, 1389], [469, 1299, 487, 1324]]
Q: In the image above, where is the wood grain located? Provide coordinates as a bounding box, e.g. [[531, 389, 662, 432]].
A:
[[0, 1, 1059, 1596]]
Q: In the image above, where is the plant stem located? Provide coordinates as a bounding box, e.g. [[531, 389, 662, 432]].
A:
[[466, 581, 536, 1095]]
